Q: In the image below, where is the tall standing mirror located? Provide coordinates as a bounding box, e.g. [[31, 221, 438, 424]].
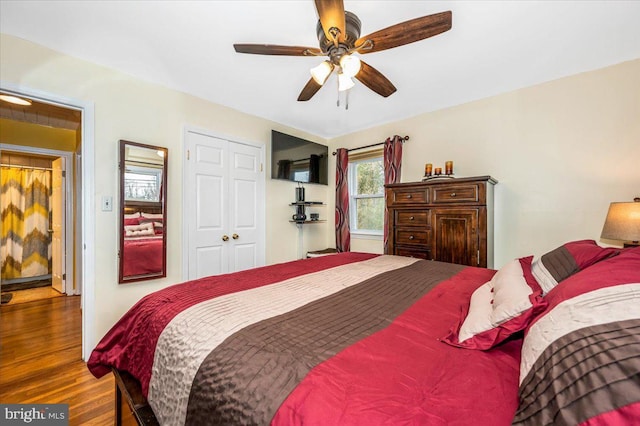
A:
[[119, 140, 168, 283]]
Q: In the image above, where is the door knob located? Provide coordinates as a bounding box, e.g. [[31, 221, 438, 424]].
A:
[[232, 233, 239, 240], [222, 235, 229, 241]]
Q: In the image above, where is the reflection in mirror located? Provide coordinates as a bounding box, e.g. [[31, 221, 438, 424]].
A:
[[119, 140, 167, 283]]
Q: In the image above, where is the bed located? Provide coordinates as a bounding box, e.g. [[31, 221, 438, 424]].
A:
[[122, 236, 164, 277], [88, 242, 640, 425], [122, 207, 164, 279]]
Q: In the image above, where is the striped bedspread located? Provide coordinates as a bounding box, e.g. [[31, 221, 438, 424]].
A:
[[89, 253, 524, 425]]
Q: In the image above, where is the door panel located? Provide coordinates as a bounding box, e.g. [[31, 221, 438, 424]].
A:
[[196, 246, 223, 279], [51, 158, 65, 293], [433, 208, 479, 266], [234, 179, 256, 228], [196, 143, 224, 166], [233, 150, 257, 171], [233, 244, 257, 272], [196, 175, 223, 229]]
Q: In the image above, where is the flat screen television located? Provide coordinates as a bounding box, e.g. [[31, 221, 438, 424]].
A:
[[271, 130, 328, 185]]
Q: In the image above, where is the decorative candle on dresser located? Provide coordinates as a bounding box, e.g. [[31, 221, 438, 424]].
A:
[[445, 161, 453, 175]]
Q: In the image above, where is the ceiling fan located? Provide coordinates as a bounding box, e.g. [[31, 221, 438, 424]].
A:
[[234, 0, 452, 102]]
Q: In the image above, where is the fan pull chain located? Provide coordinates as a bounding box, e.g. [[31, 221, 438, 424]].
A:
[[336, 92, 350, 110]]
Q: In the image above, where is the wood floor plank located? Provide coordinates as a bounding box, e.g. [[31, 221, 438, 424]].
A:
[[0, 296, 115, 425]]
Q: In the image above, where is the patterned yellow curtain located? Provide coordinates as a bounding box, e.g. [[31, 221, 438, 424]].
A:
[[1, 167, 51, 280]]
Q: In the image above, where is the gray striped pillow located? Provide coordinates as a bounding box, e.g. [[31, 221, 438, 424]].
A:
[[531, 240, 618, 295]]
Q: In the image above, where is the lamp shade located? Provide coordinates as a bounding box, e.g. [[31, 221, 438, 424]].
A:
[[600, 201, 640, 242], [339, 54, 361, 78], [338, 72, 355, 91], [310, 61, 334, 85]]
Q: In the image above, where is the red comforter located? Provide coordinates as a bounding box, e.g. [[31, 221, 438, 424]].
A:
[[89, 253, 522, 425], [122, 237, 163, 277]]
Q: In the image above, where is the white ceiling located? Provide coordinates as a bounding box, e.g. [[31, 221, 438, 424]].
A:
[[1, 1, 639, 139]]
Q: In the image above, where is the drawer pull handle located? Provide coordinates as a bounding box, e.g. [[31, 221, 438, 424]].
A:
[[409, 235, 415, 240], [450, 192, 456, 197], [407, 194, 412, 199], [409, 216, 415, 220]]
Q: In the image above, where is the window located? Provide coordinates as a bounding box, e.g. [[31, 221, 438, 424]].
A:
[[124, 165, 163, 202], [348, 150, 384, 237], [291, 161, 310, 182]]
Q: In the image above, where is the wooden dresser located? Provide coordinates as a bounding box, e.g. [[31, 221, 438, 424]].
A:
[[385, 176, 497, 268]]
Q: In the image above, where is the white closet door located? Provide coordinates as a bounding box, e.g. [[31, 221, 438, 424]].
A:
[[185, 130, 264, 281]]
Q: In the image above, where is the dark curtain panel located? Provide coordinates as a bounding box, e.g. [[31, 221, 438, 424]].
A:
[[277, 160, 291, 180], [308, 154, 320, 183], [383, 136, 403, 253], [335, 149, 350, 252]]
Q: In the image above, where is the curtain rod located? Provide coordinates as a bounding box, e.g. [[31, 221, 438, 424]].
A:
[[0, 163, 53, 171], [331, 135, 409, 156], [279, 153, 325, 164]]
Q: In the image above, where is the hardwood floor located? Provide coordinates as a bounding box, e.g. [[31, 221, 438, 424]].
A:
[[1, 285, 64, 305], [0, 296, 115, 425]]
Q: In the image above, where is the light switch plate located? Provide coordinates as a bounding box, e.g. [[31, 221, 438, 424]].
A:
[[102, 196, 113, 211]]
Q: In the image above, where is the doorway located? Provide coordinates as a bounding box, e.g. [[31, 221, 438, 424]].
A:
[[0, 85, 96, 361], [0, 148, 74, 304]]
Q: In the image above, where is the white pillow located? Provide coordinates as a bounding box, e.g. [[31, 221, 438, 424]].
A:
[[442, 257, 547, 350], [124, 212, 141, 219], [124, 222, 154, 237]]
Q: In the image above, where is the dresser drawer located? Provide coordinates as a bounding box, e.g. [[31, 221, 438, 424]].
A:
[[395, 210, 429, 227], [395, 246, 432, 260], [395, 229, 430, 245], [389, 187, 429, 205], [432, 184, 481, 204]]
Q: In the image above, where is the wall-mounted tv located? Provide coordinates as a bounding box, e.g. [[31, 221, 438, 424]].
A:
[[271, 130, 328, 185]]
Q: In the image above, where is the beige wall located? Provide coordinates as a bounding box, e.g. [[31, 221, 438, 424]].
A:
[[330, 59, 640, 267], [0, 34, 330, 347]]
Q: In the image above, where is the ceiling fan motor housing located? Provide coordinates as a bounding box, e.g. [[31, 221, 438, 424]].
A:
[[317, 11, 362, 64]]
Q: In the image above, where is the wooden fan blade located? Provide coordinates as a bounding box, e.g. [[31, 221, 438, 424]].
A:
[[315, 0, 346, 43], [234, 44, 322, 56], [355, 61, 397, 97], [355, 11, 452, 54], [298, 78, 323, 101]]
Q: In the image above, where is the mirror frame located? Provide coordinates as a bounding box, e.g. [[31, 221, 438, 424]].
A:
[[118, 139, 168, 283]]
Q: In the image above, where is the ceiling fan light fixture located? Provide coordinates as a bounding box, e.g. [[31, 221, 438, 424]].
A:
[[339, 54, 361, 78], [310, 61, 334, 85], [0, 94, 32, 106], [338, 72, 355, 92]]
